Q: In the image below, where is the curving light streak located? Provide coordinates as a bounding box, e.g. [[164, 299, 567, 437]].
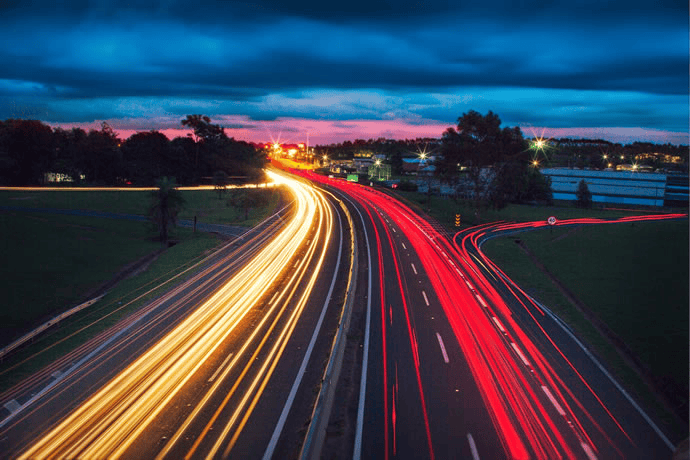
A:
[[19, 168, 334, 459], [290, 167, 684, 460]]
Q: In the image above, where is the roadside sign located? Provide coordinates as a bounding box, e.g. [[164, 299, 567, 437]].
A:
[[547, 216, 557, 226], [455, 214, 461, 227]]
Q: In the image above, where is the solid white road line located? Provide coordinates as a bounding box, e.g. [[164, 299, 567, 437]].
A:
[[348, 198, 374, 460], [467, 433, 480, 460], [262, 205, 344, 460]]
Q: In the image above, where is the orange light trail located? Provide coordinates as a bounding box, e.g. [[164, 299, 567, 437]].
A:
[[18, 168, 336, 459]]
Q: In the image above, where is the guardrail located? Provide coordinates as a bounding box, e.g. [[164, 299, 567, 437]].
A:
[[0, 294, 105, 360], [299, 195, 358, 460]]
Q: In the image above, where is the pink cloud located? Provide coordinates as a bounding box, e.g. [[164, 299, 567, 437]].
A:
[[50, 117, 688, 146]]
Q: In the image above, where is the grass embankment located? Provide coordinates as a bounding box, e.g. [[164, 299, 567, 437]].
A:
[[482, 220, 689, 433], [0, 187, 281, 391], [0, 187, 282, 227], [393, 191, 635, 229], [393, 190, 688, 437]]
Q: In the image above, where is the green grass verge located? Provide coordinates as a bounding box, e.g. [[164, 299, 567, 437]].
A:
[[0, 186, 284, 227], [0, 186, 283, 390], [391, 191, 634, 229], [0, 230, 221, 392], [482, 220, 689, 438], [179, 186, 283, 226], [0, 212, 162, 344], [387, 188, 688, 436]]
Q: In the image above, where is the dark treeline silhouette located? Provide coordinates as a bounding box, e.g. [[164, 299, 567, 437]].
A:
[[544, 138, 688, 171], [0, 116, 266, 186]]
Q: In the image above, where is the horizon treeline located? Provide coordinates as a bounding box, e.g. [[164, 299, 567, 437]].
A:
[[0, 116, 687, 186], [0, 117, 266, 186]]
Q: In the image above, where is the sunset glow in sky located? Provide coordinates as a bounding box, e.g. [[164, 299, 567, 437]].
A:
[[1, 0, 687, 145]]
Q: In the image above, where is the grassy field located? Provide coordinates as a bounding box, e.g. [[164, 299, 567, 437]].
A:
[[0, 212, 163, 345], [388, 188, 688, 433], [0, 231, 221, 391], [0, 186, 282, 349], [0, 186, 283, 227], [483, 219, 689, 434], [393, 191, 635, 228]]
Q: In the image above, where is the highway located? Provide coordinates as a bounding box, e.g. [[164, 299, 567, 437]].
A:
[[1, 162, 684, 459], [0, 169, 352, 459], [295, 168, 683, 460]]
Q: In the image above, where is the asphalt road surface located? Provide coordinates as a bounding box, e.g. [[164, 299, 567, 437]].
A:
[[0, 169, 352, 459], [300, 170, 682, 460]]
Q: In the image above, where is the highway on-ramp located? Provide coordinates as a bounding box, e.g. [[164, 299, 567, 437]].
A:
[[299, 168, 683, 460]]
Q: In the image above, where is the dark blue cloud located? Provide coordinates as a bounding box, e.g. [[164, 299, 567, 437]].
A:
[[0, 0, 686, 142]]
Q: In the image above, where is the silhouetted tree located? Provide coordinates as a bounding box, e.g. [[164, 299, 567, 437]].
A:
[[213, 170, 229, 199], [438, 110, 526, 216], [150, 177, 185, 245], [0, 119, 54, 185], [575, 179, 593, 208], [84, 122, 122, 184], [121, 131, 174, 185]]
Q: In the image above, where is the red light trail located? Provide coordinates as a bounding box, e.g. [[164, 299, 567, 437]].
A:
[[284, 162, 685, 459]]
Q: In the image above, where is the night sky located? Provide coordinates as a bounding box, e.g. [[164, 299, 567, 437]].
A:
[[1, 0, 687, 145]]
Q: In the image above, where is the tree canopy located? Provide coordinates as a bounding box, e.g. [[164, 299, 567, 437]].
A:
[[0, 116, 266, 186]]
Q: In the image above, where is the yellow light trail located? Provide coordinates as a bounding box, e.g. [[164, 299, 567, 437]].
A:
[[0, 182, 276, 192], [19, 168, 335, 459]]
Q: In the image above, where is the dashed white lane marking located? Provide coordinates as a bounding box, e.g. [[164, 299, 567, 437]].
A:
[[422, 291, 430, 306], [268, 291, 279, 306], [3, 400, 21, 414], [401, 242, 407, 250], [436, 332, 449, 363], [392, 227, 396, 233], [491, 317, 506, 333], [466, 281, 475, 291], [541, 385, 566, 416], [411, 263, 418, 275], [580, 442, 598, 460], [475, 294, 488, 308], [208, 353, 234, 383], [467, 433, 480, 460], [511, 342, 530, 366]]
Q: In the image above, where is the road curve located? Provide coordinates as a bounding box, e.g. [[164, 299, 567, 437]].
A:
[[0, 168, 353, 459]]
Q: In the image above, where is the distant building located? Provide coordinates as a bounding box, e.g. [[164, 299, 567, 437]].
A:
[[541, 168, 676, 207], [402, 156, 436, 176]]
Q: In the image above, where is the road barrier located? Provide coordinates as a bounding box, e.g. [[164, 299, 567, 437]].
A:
[[0, 294, 105, 360], [299, 193, 358, 460]]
